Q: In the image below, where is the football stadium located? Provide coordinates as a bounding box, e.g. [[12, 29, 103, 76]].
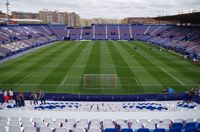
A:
[[0, 0, 200, 132]]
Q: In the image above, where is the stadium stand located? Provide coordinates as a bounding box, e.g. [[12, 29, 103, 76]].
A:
[[0, 24, 58, 60], [0, 100, 200, 132], [0, 24, 200, 62]]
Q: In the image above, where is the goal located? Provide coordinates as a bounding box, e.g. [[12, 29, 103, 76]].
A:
[[83, 74, 117, 89]]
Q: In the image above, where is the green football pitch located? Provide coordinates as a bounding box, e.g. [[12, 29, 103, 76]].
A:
[[0, 41, 199, 94]]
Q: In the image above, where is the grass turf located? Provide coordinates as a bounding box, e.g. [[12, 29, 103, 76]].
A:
[[0, 41, 199, 94]]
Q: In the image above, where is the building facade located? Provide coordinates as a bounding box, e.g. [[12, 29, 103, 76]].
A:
[[80, 18, 121, 27], [38, 10, 80, 26]]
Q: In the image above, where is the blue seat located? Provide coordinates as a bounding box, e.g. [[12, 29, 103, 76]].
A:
[[121, 128, 133, 132], [153, 128, 166, 132], [185, 128, 198, 132], [197, 123, 200, 129], [137, 128, 150, 132], [185, 123, 196, 129], [105, 128, 117, 132], [169, 128, 181, 132], [172, 123, 183, 129]]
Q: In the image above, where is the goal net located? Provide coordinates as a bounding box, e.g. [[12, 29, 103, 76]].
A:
[[83, 74, 117, 89]]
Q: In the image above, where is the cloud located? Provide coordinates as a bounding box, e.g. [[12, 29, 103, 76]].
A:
[[0, 0, 199, 19]]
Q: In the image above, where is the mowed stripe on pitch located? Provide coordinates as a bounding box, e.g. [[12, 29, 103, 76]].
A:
[[100, 41, 122, 92], [120, 42, 181, 91], [56, 41, 94, 93], [23, 41, 76, 85], [1, 41, 71, 84], [108, 41, 144, 93], [35, 41, 87, 88], [135, 41, 200, 88], [0, 41, 63, 76]]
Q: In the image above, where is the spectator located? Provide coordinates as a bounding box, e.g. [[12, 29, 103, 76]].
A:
[[182, 91, 189, 104], [29, 92, 34, 105], [39, 90, 46, 104], [0, 89, 2, 95], [3, 90, 9, 103], [9, 89, 14, 100], [0, 89, 3, 103], [15, 94, 20, 107], [198, 87, 200, 97], [19, 92, 25, 107], [33, 92, 38, 105], [188, 88, 195, 103]]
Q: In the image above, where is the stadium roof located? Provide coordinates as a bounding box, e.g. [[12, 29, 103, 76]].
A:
[[0, 18, 42, 22], [154, 12, 200, 24]]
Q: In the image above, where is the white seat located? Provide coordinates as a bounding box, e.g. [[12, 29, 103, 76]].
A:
[[120, 123, 129, 129], [22, 122, 33, 127], [76, 123, 88, 129], [55, 128, 67, 132], [9, 121, 20, 127], [162, 119, 171, 125], [10, 117, 19, 122], [73, 128, 84, 132], [90, 124, 101, 129], [24, 127, 37, 132], [116, 119, 125, 125], [0, 121, 7, 127], [8, 126, 21, 132], [32, 118, 43, 123], [40, 127, 52, 132], [157, 123, 170, 130], [48, 122, 60, 128], [56, 118, 66, 123], [67, 119, 76, 124], [79, 119, 88, 124], [62, 122, 74, 129], [21, 118, 31, 122], [139, 119, 149, 125], [131, 123, 142, 130], [36, 122, 47, 128], [150, 119, 160, 124], [144, 123, 156, 129], [44, 118, 54, 124], [0, 117, 8, 122], [173, 119, 183, 123], [91, 119, 101, 124], [103, 119, 112, 124], [88, 128, 101, 132], [185, 119, 194, 123], [103, 123, 115, 129], [127, 119, 137, 124], [196, 118, 200, 123], [0, 126, 6, 132]]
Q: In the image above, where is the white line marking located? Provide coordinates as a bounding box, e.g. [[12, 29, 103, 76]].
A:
[[0, 83, 197, 86], [134, 77, 142, 87], [17, 67, 41, 84], [61, 77, 67, 85], [159, 67, 185, 86]]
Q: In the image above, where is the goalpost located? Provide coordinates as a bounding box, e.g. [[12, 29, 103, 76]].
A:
[[83, 74, 118, 89]]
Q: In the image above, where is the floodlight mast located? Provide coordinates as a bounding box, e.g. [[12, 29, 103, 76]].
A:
[[6, 0, 11, 21]]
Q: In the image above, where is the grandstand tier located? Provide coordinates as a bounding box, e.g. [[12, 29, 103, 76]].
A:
[[0, 24, 200, 60], [0, 101, 200, 132]]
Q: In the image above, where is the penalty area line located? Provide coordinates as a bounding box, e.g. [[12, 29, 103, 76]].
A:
[[159, 67, 185, 86], [17, 67, 41, 84], [133, 77, 143, 88], [61, 77, 68, 85]]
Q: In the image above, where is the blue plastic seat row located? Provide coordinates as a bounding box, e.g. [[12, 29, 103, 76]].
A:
[[105, 128, 200, 132], [172, 122, 200, 129]]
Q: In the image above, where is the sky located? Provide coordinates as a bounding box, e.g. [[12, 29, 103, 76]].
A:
[[0, 0, 199, 19]]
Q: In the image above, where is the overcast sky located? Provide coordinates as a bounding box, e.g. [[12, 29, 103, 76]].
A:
[[0, 0, 199, 19]]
